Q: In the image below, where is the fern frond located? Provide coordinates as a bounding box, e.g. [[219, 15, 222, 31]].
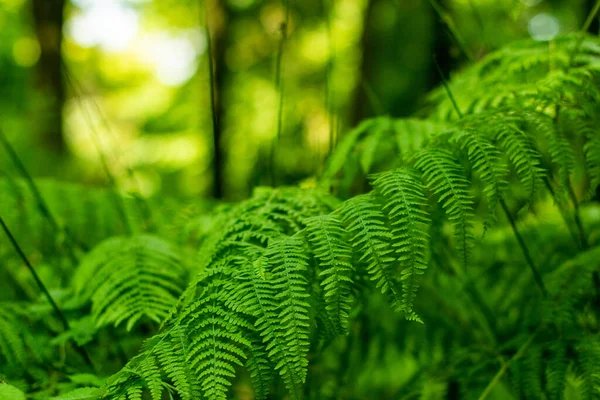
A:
[[0, 305, 28, 373], [528, 111, 575, 193], [73, 235, 188, 331], [585, 137, 600, 197], [305, 215, 354, 335], [371, 167, 430, 321], [181, 279, 252, 400], [263, 237, 311, 399], [339, 194, 401, 310], [546, 339, 569, 400], [413, 149, 474, 268], [577, 335, 600, 400], [494, 120, 545, 203], [450, 126, 509, 231]]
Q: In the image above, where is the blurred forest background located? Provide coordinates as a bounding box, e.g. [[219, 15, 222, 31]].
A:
[[0, 0, 597, 201]]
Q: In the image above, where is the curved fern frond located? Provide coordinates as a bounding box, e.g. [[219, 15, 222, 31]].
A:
[[577, 335, 600, 400], [181, 275, 252, 400], [527, 111, 575, 193], [371, 167, 430, 321], [0, 305, 29, 373], [494, 121, 545, 203], [450, 126, 509, 231], [339, 194, 401, 309], [545, 340, 568, 400], [73, 235, 188, 331], [305, 215, 354, 335], [263, 237, 311, 399], [414, 149, 474, 268]]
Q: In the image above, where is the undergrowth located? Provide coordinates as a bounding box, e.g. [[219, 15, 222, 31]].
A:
[[0, 33, 599, 399]]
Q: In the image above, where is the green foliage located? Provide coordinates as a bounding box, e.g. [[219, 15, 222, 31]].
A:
[[72, 235, 188, 331], [371, 168, 430, 320], [1, 34, 600, 400]]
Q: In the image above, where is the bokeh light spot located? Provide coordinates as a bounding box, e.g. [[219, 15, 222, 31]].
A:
[[67, 0, 139, 52], [528, 13, 559, 41], [12, 37, 40, 67]]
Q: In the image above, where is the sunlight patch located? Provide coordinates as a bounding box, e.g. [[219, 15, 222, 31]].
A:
[[67, 0, 140, 52]]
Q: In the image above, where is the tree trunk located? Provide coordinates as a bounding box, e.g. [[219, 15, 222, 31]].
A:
[[351, 0, 435, 125], [351, 0, 377, 125], [31, 0, 66, 154], [205, 0, 229, 199]]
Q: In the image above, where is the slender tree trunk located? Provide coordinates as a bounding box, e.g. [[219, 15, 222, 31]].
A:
[[31, 0, 66, 153], [205, 0, 229, 199], [351, 0, 377, 126], [351, 0, 434, 124], [585, 0, 600, 35]]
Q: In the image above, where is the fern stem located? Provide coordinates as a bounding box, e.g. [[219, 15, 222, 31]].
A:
[[566, 180, 589, 249], [0, 215, 94, 369], [478, 327, 540, 400], [0, 129, 81, 264], [436, 239, 498, 344], [433, 56, 462, 119], [542, 177, 581, 248], [499, 199, 548, 297]]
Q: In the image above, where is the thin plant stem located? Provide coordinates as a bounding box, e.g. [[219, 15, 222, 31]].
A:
[[0, 129, 81, 264], [427, 0, 474, 61], [61, 71, 133, 235], [566, 181, 589, 248], [500, 199, 547, 297], [542, 177, 581, 248], [0, 215, 94, 369], [478, 327, 541, 400], [569, 0, 600, 66], [62, 63, 155, 232]]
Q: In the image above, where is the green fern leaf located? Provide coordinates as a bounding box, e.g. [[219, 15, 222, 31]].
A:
[[577, 335, 600, 400], [73, 235, 188, 331], [305, 215, 354, 335], [546, 340, 568, 400], [585, 137, 600, 197], [414, 149, 474, 268], [263, 237, 311, 399], [371, 167, 430, 321], [339, 194, 401, 310], [451, 126, 508, 231], [495, 121, 545, 202]]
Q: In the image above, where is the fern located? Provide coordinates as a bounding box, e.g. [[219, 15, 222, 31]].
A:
[[5, 33, 600, 400], [72, 235, 188, 331], [0, 305, 30, 373], [449, 125, 509, 230], [371, 167, 430, 321], [339, 194, 401, 309], [305, 215, 354, 335], [414, 148, 474, 268]]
